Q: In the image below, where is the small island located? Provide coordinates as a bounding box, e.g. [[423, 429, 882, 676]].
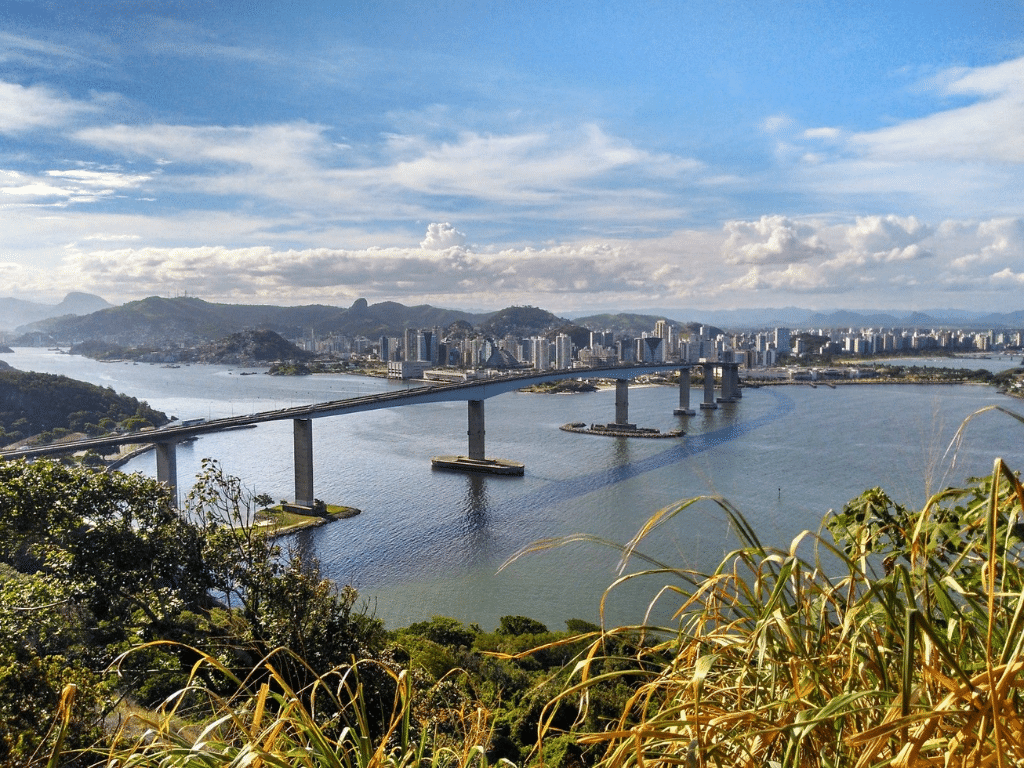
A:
[[561, 421, 685, 438], [520, 379, 598, 394], [255, 502, 361, 537]]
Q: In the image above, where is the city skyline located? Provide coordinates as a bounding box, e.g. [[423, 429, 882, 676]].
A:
[[2, 2, 1023, 312]]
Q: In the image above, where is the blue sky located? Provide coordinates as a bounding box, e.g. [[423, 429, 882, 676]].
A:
[[2, 1, 1023, 313]]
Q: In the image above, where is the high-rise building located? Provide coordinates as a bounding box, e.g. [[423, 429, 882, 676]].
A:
[[404, 328, 418, 362], [774, 328, 791, 354], [653, 320, 674, 357], [555, 333, 573, 369], [530, 337, 550, 370]]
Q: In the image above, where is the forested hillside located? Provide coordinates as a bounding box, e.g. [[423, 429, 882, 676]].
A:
[[0, 369, 168, 445]]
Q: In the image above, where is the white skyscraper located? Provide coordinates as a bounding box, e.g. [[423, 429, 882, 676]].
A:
[[555, 333, 573, 369]]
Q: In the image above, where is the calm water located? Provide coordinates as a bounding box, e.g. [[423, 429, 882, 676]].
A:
[[6, 348, 1024, 630]]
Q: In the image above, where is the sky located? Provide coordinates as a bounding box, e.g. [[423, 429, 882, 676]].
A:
[[1, 1, 1024, 314]]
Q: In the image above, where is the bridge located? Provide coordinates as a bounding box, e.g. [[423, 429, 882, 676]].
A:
[[0, 361, 741, 506]]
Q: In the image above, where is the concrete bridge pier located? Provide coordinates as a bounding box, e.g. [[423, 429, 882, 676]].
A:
[[615, 379, 630, 424], [700, 364, 718, 410], [730, 363, 743, 398], [674, 367, 695, 415], [718, 363, 740, 403], [155, 440, 178, 506], [294, 418, 314, 508], [431, 399, 524, 475], [467, 399, 485, 460]]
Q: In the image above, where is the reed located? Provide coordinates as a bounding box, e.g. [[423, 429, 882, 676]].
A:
[[85, 645, 508, 768]]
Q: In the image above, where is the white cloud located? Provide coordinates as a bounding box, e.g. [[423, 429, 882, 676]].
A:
[[382, 124, 701, 203], [851, 57, 1024, 163], [990, 268, 1024, 287], [420, 223, 466, 250], [75, 121, 331, 172], [0, 167, 151, 206], [0, 79, 99, 133], [722, 215, 830, 265], [949, 218, 1024, 271]]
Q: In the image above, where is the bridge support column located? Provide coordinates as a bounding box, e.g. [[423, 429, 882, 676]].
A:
[[674, 367, 695, 415], [155, 441, 178, 507], [467, 399, 485, 460], [730, 363, 742, 398], [701, 364, 718, 410], [718, 363, 739, 403], [432, 398, 523, 475], [294, 418, 314, 508], [615, 379, 629, 425]]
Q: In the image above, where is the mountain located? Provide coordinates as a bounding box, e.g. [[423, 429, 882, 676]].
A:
[[195, 329, 314, 364], [22, 296, 490, 347], [25, 296, 342, 346], [477, 305, 564, 337], [0, 292, 112, 331], [309, 299, 486, 338]]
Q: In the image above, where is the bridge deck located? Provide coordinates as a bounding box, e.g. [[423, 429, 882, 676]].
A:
[[0, 362, 719, 460]]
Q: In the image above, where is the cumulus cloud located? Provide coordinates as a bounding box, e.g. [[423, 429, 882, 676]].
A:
[[722, 215, 830, 265], [726, 262, 852, 295], [949, 218, 1024, 270], [420, 222, 466, 250], [54, 238, 650, 305], [833, 215, 934, 264]]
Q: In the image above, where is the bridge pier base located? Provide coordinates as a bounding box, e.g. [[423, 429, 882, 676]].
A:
[[155, 441, 178, 507], [294, 418, 314, 508], [674, 367, 695, 415], [432, 399, 524, 476]]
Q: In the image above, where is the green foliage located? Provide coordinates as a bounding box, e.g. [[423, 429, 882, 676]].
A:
[[0, 368, 167, 441], [404, 616, 479, 648], [496, 616, 548, 637], [0, 458, 386, 761]]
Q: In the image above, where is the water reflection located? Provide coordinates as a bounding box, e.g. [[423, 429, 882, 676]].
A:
[[460, 474, 489, 532]]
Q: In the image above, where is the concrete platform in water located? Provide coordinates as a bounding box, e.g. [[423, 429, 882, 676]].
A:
[[431, 455, 525, 476]]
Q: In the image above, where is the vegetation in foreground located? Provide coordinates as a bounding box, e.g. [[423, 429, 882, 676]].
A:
[[3, 406, 1024, 766]]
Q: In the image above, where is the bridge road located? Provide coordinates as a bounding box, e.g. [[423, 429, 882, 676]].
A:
[[0, 362, 741, 506]]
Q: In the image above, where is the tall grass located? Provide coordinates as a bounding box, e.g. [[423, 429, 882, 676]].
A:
[[524, 458, 1024, 765], [84, 646, 508, 768]]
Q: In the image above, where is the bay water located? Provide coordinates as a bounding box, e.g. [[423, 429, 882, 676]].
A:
[[6, 348, 1024, 631]]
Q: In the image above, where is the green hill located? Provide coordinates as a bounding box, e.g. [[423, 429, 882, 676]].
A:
[[0, 369, 169, 446], [478, 305, 564, 337]]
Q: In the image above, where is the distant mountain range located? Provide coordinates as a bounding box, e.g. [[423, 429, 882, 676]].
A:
[[0, 292, 112, 330], [6, 294, 1022, 348], [574, 306, 1024, 330]]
